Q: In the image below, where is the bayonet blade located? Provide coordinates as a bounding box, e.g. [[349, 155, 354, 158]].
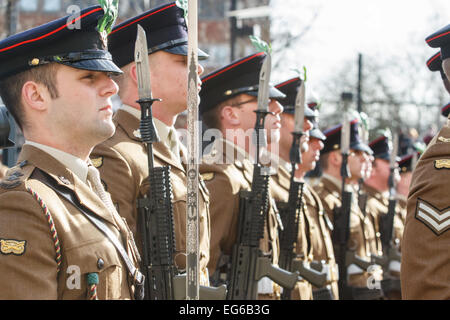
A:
[[294, 80, 305, 133], [135, 25, 153, 100], [257, 54, 271, 112]]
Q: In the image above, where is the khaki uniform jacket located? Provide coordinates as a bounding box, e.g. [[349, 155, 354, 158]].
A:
[[200, 139, 280, 296], [402, 125, 450, 299], [269, 163, 313, 300], [0, 145, 140, 299], [314, 176, 375, 287], [303, 183, 339, 300], [91, 109, 211, 285], [364, 185, 404, 253]]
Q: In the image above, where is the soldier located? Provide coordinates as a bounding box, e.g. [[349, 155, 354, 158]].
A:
[[402, 24, 450, 299], [268, 77, 315, 300], [364, 134, 404, 299], [269, 77, 339, 300], [313, 118, 383, 299], [199, 52, 286, 299], [90, 2, 213, 286], [0, 6, 144, 299], [298, 109, 340, 300]]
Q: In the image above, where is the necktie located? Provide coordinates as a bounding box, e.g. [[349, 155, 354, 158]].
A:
[[87, 165, 117, 216]]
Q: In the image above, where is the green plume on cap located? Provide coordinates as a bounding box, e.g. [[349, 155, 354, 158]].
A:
[[176, 0, 188, 19], [291, 66, 308, 82], [249, 35, 272, 55], [377, 127, 392, 141], [97, 0, 119, 34], [413, 141, 426, 154]]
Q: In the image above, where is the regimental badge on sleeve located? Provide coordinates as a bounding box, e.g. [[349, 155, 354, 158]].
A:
[[0, 239, 27, 255], [415, 198, 450, 235]]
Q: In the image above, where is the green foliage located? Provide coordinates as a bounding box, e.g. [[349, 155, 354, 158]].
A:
[[176, 0, 188, 18], [249, 35, 272, 55], [97, 0, 119, 34]]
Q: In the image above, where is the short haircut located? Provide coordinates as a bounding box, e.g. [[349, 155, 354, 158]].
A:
[[201, 94, 243, 131], [0, 63, 59, 130]]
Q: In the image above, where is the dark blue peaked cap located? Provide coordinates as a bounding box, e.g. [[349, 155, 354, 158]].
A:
[[0, 6, 122, 80], [199, 52, 285, 114], [322, 118, 372, 155], [274, 77, 315, 118], [427, 51, 446, 79], [426, 24, 450, 60], [108, 2, 208, 68], [369, 135, 400, 162]]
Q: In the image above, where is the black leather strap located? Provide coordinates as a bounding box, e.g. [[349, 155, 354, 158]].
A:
[[32, 168, 145, 300]]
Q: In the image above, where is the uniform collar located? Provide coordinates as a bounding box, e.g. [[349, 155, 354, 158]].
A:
[[25, 140, 89, 183], [120, 103, 181, 163]]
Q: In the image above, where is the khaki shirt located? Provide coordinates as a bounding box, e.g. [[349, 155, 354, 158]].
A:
[[91, 108, 211, 285], [402, 125, 450, 299], [200, 138, 280, 298], [0, 145, 140, 299], [269, 161, 313, 300], [314, 175, 376, 287]]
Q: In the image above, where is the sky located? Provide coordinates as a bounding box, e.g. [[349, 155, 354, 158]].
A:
[[270, 0, 449, 88], [269, 0, 450, 131]]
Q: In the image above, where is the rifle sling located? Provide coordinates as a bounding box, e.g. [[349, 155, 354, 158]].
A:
[[31, 168, 145, 299]]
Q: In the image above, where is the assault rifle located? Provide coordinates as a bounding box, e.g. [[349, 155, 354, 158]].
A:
[[226, 53, 299, 300], [135, 25, 226, 300], [278, 80, 327, 300], [378, 133, 401, 295]]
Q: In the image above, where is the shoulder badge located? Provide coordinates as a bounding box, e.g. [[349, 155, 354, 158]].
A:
[[434, 159, 450, 170], [0, 168, 24, 189], [91, 156, 104, 168], [0, 239, 26, 255], [201, 172, 214, 181], [415, 198, 450, 235]]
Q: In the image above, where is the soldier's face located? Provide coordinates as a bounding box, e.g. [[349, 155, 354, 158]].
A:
[[236, 95, 284, 144], [47, 65, 118, 149], [278, 115, 312, 156], [300, 137, 324, 172], [348, 149, 367, 180], [148, 51, 204, 115], [443, 58, 450, 84]]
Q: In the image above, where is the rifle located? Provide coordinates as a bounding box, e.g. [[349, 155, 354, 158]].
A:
[[278, 80, 327, 300], [378, 133, 401, 294], [226, 53, 299, 300], [135, 25, 226, 300]]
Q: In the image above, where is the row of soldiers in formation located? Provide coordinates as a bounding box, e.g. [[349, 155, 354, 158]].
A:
[[0, 2, 448, 300]]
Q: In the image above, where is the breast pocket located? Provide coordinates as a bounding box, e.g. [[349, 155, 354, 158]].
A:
[[64, 239, 124, 300]]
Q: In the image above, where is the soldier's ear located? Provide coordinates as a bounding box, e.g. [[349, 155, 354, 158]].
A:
[[21, 81, 48, 112], [221, 105, 240, 126], [129, 63, 139, 87]]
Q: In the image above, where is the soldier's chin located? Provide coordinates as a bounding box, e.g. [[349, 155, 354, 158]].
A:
[[268, 130, 280, 144]]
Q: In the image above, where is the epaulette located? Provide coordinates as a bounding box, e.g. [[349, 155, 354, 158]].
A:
[[0, 161, 30, 190]]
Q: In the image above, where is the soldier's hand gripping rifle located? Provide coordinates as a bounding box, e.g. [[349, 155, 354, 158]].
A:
[[135, 25, 226, 300], [227, 51, 300, 300], [278, 80, 327, 300]]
